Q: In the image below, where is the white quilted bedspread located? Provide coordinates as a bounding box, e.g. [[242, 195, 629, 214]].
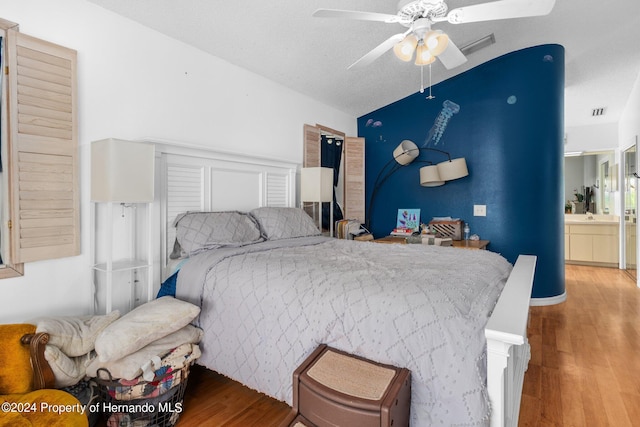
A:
[[177, 237, 512, 426]]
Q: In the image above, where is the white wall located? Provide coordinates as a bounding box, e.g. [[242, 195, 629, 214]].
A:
[[0, 0, 356, 323], [618, 68, 640, 280], [619, 71, 640, 151], [564, 122, 618, 154]]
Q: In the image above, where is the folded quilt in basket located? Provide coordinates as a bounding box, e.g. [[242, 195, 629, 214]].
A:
[[96, 343, 200, 401]]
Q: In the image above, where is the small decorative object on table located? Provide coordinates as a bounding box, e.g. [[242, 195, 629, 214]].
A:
[[354, 233, 374, 241], [565, 201, 572, 214], [421, 235, 453, 246]]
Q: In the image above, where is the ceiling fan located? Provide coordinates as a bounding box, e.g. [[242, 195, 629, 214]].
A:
[[313, 0, 556, 70]]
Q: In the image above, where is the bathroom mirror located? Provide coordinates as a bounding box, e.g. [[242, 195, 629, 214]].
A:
[[564, 150, 615, 215]]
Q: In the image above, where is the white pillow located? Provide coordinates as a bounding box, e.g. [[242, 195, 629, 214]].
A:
[[95, 296, 200, 363], [86, 325, 203, 380], [44, 345, 94, 388], [35, 311, 120, 357]]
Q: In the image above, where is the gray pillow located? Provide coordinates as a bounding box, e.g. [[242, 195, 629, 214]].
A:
[[250, 207, 321, 240], [174, 211, 263, 255]]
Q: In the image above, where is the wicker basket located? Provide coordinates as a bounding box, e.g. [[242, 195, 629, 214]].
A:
[[428, 220, 464, 240], [94, 364, 191, 427]]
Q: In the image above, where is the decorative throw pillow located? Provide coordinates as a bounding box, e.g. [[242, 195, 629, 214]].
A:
[[86, 324, 203, 380], [250, 207, 321, 240], [35, 311, 120, 357], [95, 296, 200, 363], [174, 211, 263, 255], [43, 345, 93, 388]]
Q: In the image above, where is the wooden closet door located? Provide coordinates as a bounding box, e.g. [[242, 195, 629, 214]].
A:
[[302, 124, 321, 221], [6, 30, 79, 263], [343, 137, 365, 223], [303, 124, 321, 168]]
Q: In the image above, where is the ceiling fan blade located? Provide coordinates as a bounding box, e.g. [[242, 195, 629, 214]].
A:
[[443, 0, 555, 24], [313, 8, 404, 24], [348, 33, 407, 70], [437, 39, 468, 70]]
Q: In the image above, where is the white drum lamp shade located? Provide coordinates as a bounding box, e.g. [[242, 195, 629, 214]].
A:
[[437, 158, 469, 182], [393, 140, 419, 165], [91, 138, 155, 203], [301, 167, 333, 202], [419, 165, 445, 187]]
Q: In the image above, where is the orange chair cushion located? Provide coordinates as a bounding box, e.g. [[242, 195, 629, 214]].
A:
[[0, 390, 88, 427], [0, 324, 36, 395]]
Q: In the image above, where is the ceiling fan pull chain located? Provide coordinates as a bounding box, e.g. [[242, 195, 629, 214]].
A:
[[427, 63, 435, 99], [420, 64, 425, 93]]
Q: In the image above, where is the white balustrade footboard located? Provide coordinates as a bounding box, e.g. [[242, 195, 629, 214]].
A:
[[485, 255, 537, 427]]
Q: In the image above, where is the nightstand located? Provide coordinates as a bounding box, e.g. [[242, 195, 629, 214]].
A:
[[372, 236, 490, 250], [451, 240, 490, 250], [372, 236, 408, 244]]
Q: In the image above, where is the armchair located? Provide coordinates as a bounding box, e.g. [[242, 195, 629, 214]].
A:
[[0, 323, 88, 427]]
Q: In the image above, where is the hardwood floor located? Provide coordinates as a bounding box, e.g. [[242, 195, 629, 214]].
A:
[[110, 265, 640, 426], [519, 264, 640, 427], [177, 365, 290, 426]]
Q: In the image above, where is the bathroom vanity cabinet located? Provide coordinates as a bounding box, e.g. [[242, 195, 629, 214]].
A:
[[565, 222, 619, 266]]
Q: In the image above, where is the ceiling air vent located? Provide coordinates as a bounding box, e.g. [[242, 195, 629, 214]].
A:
[[592, 107, 606, 117], [460, 34, 496, 56]]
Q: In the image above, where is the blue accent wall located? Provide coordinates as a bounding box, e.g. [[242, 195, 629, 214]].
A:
[[358, 44, 565, 300]]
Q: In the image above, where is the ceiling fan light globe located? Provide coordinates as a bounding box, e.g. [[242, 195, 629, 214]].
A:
[[425, 30, 449, 56], [393, 34, 418, 62], [415, 44, 435, 65]]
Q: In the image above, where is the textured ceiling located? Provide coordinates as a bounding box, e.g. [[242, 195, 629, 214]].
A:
[[86, 0, 640, 128]]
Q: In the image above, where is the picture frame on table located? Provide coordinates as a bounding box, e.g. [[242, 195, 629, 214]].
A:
[[396, 209, 420, 231]]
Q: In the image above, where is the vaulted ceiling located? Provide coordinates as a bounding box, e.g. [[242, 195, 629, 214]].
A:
[[87, 0, 640, 128]]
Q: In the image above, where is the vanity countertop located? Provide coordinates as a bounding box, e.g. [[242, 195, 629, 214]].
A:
[[564, 214, 619, 225]]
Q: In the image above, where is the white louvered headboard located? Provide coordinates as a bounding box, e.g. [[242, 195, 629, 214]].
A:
[[151, 141, 299, 281]]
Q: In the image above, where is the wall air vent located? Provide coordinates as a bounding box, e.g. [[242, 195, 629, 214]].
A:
[[591, 107, 606, 117], [460, 34, 496, 56]]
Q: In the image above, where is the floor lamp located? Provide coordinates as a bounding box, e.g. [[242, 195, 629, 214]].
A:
[[301, 167, 334, 237], [91, 138, 155, 313], [366, 140, 468, 230]]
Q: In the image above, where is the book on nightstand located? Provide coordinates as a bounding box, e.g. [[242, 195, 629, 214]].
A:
[[391, 227, 414, 236]]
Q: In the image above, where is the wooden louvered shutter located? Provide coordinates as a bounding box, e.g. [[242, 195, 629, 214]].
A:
[[302, 124, 321, 218], [6, 30, 79, 263], [343, 137, 365, 223], [303, 124, 320, 168]]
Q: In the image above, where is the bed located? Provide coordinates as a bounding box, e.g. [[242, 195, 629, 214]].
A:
[[153, 143, 536, 427]]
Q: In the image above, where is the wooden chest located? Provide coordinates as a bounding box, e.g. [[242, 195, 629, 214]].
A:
[[281, 344, 411, 427], [428, 219, 464, 240]]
